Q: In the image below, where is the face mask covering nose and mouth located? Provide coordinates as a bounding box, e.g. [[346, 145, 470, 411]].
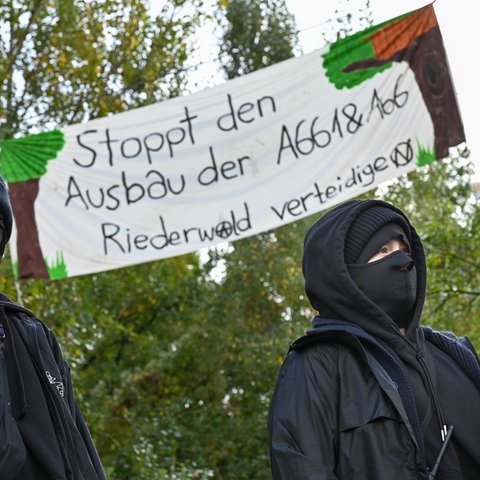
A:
[[348, 250, 417, 328]]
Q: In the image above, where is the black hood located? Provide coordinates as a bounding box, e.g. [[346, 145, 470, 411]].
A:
[[0, 175, 12, 258], [302, 199, 427, 342]]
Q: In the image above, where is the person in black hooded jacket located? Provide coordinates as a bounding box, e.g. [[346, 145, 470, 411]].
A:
[[268, 199, 480, 480], [0, 175, 107, 480]]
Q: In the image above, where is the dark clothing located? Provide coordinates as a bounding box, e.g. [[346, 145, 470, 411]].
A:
[[268, 200, 480, 479], [0, 293, 106, 480]]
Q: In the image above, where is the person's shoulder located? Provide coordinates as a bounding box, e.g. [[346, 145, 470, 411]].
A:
[[291, 328, 365, 354], [0, 294, 35, 318], [287, 329, 369, 369], [280, 335, 370, 388], [0, 296, 51, 339]]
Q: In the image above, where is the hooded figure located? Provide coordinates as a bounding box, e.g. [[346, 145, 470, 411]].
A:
[[0, 176, 107, 480], [268, 199, 480, 480], [0, 174, 13, 260]]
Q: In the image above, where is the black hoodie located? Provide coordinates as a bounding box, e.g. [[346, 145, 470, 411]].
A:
[[0, 294, 106, 480], [269, 199, 480, 479]]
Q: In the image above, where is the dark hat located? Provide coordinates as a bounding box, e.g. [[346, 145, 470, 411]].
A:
[[345, 206, 411, 264], [0, 175, 13, 258]]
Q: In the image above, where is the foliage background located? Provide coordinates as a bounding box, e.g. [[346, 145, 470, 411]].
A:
[[0, 1, 478, 479]]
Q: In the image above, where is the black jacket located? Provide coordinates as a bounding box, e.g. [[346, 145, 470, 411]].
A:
[[268, 200, 480, 479], [0, 293, 106, 480]]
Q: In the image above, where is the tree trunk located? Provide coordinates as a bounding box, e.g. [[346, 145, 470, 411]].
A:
[[9, 179, 49, 279]]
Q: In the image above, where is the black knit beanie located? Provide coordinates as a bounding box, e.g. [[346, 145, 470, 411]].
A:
[[0, 175, 13, 258], [345, 206, 411, 264]]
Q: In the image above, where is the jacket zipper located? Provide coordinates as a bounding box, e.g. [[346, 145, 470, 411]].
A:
[[392, 324, 449, 442], [416, 350, 448, 441], [393, 326, 455, 477]]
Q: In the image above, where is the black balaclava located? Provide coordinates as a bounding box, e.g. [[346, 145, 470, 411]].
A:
[[346, 209, 417, 329], [0, 175, 12, 259]]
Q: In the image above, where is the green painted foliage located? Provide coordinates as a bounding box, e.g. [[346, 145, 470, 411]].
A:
[[416, 142, 436, 167], [46, 251, 68, 280], [322, 21, 390, 89], [1, 130, 65, 182]]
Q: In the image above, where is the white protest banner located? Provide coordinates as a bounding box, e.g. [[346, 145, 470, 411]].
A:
[[0, 4, 465, 279]]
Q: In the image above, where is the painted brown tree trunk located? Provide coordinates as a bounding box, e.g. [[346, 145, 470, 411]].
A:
[[9, 179, 49, 279], [344, 25, 465, 159], [404, 26, 465, 158]]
